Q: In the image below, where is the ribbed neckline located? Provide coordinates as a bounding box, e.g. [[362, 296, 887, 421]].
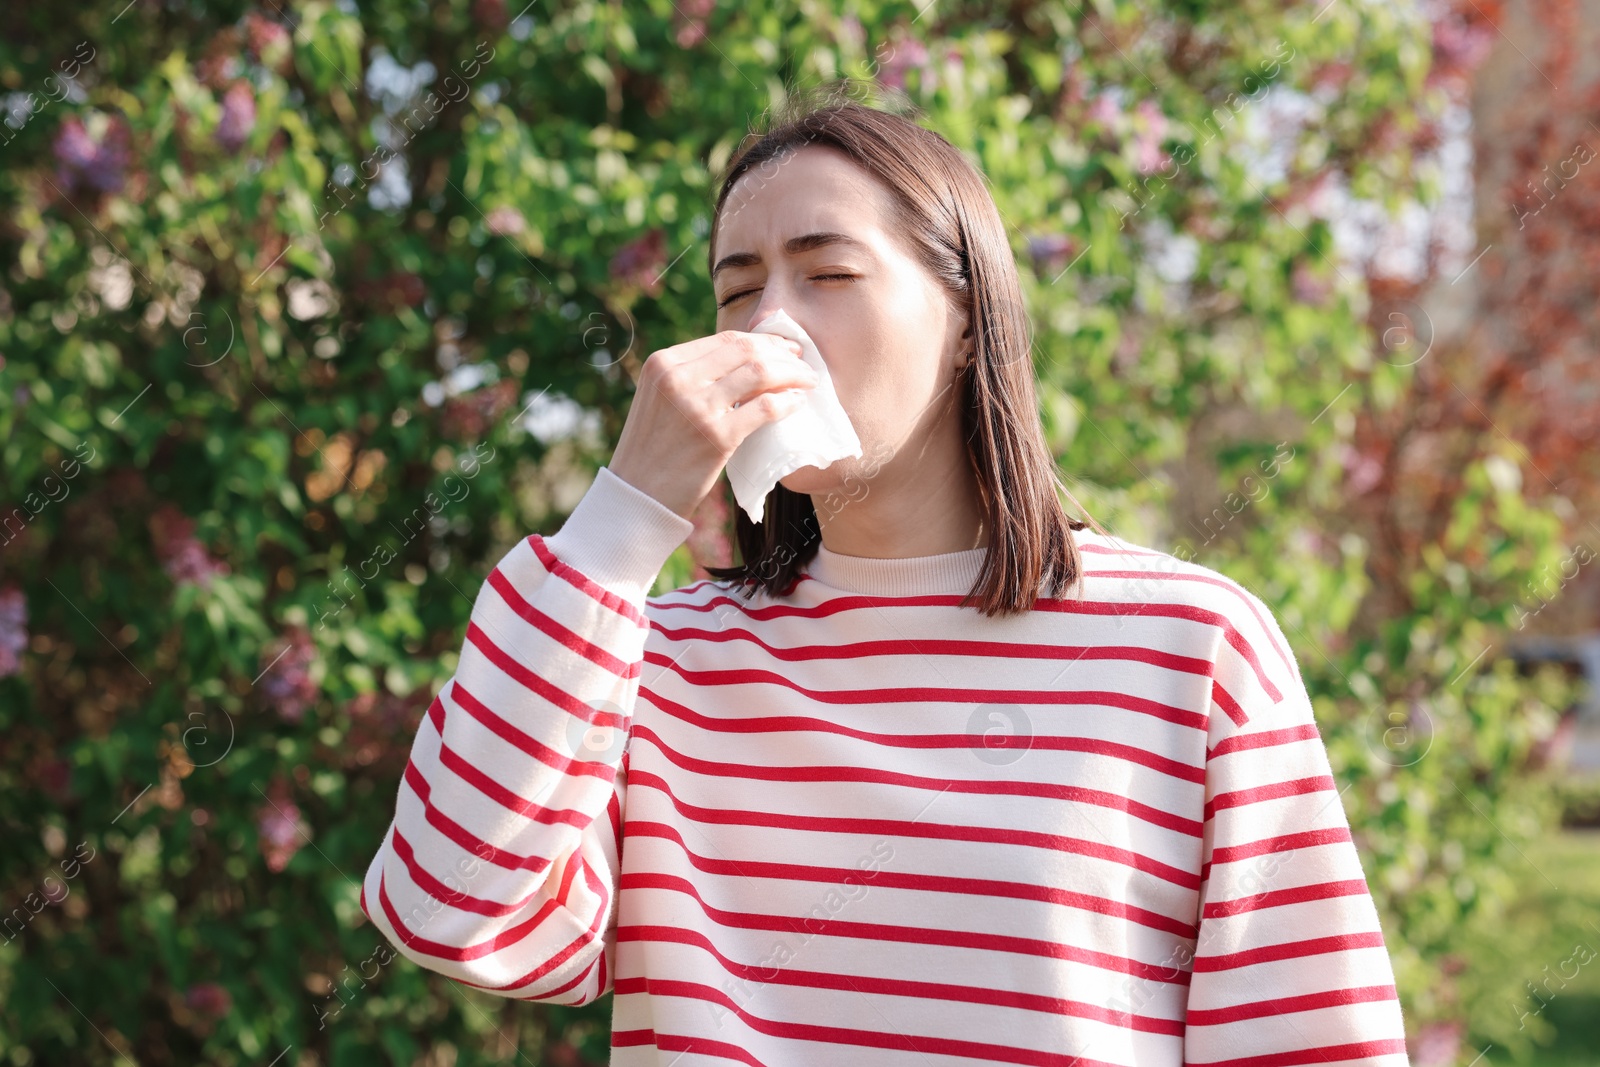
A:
[[799, 529, 1118, 598], [803, 538, 991, 597]]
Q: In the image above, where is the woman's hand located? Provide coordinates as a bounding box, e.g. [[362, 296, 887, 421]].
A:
[[608, 330, 820, 520]]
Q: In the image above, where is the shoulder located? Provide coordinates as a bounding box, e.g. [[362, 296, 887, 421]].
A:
[[644, 576, 763, 630], [1071, 528, 1300, 698]]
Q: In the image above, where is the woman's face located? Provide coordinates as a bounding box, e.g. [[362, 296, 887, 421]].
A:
[[711, 144, 970, 500]]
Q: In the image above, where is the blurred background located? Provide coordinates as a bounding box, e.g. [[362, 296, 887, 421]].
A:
[[3, 0, 1598, 1064]]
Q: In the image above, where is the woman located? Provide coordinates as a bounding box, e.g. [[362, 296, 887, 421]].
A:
[[361, 89, 1411, 1065]]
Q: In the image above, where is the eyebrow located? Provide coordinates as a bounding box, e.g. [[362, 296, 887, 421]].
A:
[[711, 231, 869, 279]]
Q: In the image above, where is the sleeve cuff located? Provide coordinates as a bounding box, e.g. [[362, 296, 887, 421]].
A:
[[541, 466, 698, 596]]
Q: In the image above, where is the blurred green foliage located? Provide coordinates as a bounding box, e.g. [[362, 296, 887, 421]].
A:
[[0, 0, 1584, 1064]]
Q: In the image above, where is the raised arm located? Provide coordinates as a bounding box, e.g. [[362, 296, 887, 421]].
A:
[[359, 465, 694, 1003]]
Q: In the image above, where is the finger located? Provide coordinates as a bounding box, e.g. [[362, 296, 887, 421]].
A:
[[691, 331, 806, 379], [727, 385, 810, 427], [721, 354, 820, 411]]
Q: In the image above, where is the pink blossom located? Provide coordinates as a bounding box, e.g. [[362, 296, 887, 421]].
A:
[[184, 982, 233, 1019], [244, 12, 291, 71], [52, 114, 131, 196], [1291, 262, 1332, 306], [486, 204, 525, 235], [608, 228, 668, 297], [877, 38, 931, 93], [1431, 18, 1495, 75], [0, 586, 26, 679], [1087, 94, 1120, 127], [148, 505, 229, 589], [216, 81, 256, 152], [1339, 444, 1384, 496], [472, 0, 509, 33], [256, 779, 309, 872], [258, 626, 318, 722], [1027, 234, 1077, 277], [1412, 1020, 1464, 1067], [674, 0, 715, 48], [39, 756, 74, 803], [835, 16, 864, 50], [1131, 100, 1170, 175]]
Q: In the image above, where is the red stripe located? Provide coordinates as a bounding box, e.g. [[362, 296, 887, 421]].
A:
[[401, 757, 552, 874], [626, 821, 1198, 937], [532, 950, 598, 1001], [632, 723, 1204, 838], [435, 742, 591, 828], [648, 616, 1217, 680], [462, 623, 629, 731], [1076, 556, 1296, 679], [375, 868, 564, 961], [373, 850, 610, 993], [1203, 878, 1371, 919], [390, 828, 539, 918], [1210, 827, 1352, 867], [481, 859, 612, 992], [640, 683, 1205, 784], [649, 585, 1281, 702], [609, 976, 1134, 1067], [1209, 724, 1320, 760], [618, 871, 1193, 984], [1185, 983, 1398, 1026], [1210, 680, 1249, 727], [527, 533, 647, 628], [647, 576, 726, 608], [607, 786, 624, 860], [647, 655, 1209, 733], [1206, 775, 1336, 820], [1038, 596, 1281, 703], [617, 924, 1187, 1034], [486, 567, 638, 676], [610, 1029, 770, 1067], [447, 679, 618, 782], [551, 848, 585, 910], [1202, 827, 1353, 884], [1184, 1038, 1409, 1067], [628, 766, 1201, 890], [1193, 931, 1388, 972]]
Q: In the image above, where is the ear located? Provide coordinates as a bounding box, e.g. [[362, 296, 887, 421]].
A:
[[951, 303, 973, 366]]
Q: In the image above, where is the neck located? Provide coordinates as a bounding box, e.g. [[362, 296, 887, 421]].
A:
[[813, 453, 987, 559]]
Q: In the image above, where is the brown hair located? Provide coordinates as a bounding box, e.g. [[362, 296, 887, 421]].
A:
[[702, 81, 1091, 618]]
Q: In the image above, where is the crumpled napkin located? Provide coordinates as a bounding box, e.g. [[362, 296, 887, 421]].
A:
[[723, 309, 863, 525]]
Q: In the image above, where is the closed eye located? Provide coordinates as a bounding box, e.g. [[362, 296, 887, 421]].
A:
[[716, 274, 859, 309]]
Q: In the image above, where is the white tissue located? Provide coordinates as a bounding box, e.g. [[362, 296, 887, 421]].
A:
[[723, 309, 862, 525]]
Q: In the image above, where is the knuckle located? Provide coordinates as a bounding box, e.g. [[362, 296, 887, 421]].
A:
[[653, 358, 685, 390], [644, 349, 676, 379]]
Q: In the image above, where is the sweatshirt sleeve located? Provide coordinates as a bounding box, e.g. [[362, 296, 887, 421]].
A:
[[1183, 583, 1412, 1066], [358, 465, 695, 1004]]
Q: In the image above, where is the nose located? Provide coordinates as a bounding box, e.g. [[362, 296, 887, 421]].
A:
[[747, 283, 794, 330], [750, 305, 787, 332]]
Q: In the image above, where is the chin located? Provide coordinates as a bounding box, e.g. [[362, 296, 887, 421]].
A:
[[776, 462, 844, 496]]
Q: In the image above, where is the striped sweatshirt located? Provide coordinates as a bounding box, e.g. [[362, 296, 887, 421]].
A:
[[359, 464, 1412, 1067]]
